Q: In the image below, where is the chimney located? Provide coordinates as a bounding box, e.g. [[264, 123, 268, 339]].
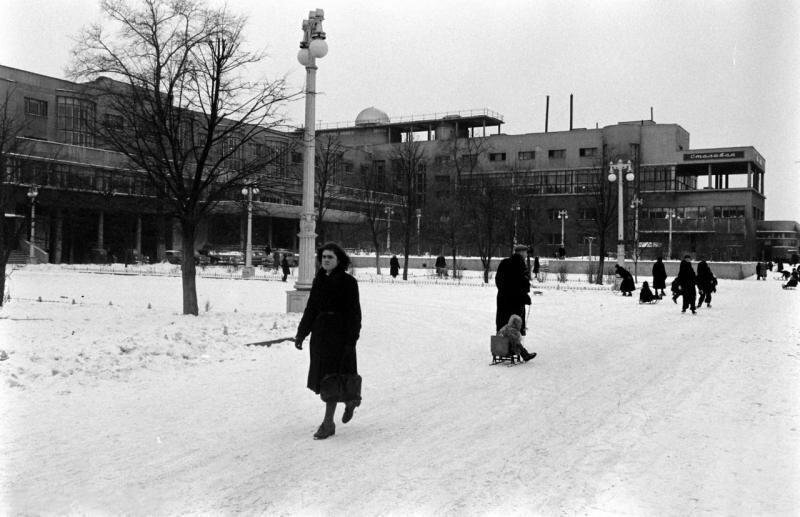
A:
[[545, 95, 549, 133], [650, 106, 654, 121], [570, 94, 573, 130]]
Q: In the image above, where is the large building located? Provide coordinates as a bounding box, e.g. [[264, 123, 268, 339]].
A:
[[318, 106, 793, 262], [0, 65, 398, 264], [2, 64, 797, 264]]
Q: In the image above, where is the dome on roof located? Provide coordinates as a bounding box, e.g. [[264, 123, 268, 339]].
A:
[[355, 106, 390, 126]]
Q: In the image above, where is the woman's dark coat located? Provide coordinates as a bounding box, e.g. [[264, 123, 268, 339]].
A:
[[389, 256, 400, 278], [696, 261, 717, 294], [297, 268, 362, 394], [652, 259, 667, 290], [615, 265, 636, 293], [495, 253, 531, 332]]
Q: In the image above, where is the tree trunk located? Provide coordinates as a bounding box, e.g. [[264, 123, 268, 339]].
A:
[[180, 221, 199, 315], [0, 263, 6, 306]]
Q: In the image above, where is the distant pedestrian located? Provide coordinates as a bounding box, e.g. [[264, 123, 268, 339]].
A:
[[652, 257, 667, 297], [676, 255, 697, 314], [782, 269, 798, 289], [389, 255, 400, 278], [615, 264, 636, 296], [273, 251, 281, 272], [495, 244, 532, 335], [533, 256, 540, 279], [281, 255, 291, 282], [435, 254, 447, 277], [696, 260, 717, 308], [671, 277, 682, 304]]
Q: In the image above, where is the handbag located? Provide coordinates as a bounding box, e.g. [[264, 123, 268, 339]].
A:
[[320, 350, 362, 403], [320, 372, 362, 403]]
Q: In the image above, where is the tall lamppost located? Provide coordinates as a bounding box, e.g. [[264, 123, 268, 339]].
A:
[[415, 208, 422, 255], [558, 209, 568, 256], [511, 202, 521, 246], [630, 196, 643, 281], [608, 159, 634, 267], [27, 186, 39, 264], [241, 185, 260, 275], [288, 9, 327, 312], [385, 206, 394, 252], [666, 208, 678, 259], [584, 235, 596, 261]]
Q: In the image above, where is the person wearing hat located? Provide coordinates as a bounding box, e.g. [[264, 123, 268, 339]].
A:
[[495, 244, 532, 335]]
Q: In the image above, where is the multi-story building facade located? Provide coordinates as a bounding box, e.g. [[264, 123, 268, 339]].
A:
[[319, 106, 785, 261], [1, 65, 397, 263]]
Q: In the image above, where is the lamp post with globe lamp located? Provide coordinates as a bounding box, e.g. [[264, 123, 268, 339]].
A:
[[557, 209, 568, 257], [608, 159, 634, 268], [241, 185, 260, 277], [287, 9, 327, 312]]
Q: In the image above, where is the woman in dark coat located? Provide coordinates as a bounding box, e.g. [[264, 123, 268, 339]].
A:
[[676, 256, 697, 313], [295, 243, 362, 440], [389, 255, 400, 278], [615, 265, 636, 296], [652, 257, 667, 296], [696, 260, 717, 308], [280, 255, 291, 282], [495, 245, 532, 334]]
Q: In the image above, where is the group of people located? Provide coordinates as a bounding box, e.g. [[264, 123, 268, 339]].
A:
[[614, 256, 718, 314]]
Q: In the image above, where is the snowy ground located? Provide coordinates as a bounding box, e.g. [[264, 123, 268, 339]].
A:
[[1, 265, 799, 515]]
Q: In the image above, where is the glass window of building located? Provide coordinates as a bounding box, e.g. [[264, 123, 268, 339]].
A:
[[548, 149, 566, 160], [24, 97, 48, 117], [56, 96, 95, 146], [518, 150, 535, 161]]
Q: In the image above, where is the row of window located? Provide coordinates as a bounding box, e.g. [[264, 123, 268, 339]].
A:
[[484, 148, 596, 163], [641, 206, 748, 219]]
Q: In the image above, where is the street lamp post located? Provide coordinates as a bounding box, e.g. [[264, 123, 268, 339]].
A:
[[630, 196, 643, 281], [666, 208, 678, 260], [27, 186, 39, 264], [608, 159, 634, 268], [558, 209, 568, 257], [512, 202, 521, 246], [584, 236, 596, 261], [385, 206, 394, 252], [415, 208, 422, 255], [288, 9, 328, 312], [241, 185, 260, 276]]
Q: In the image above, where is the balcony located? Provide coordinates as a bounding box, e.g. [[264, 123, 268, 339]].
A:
[[639, 218, 746, 234]]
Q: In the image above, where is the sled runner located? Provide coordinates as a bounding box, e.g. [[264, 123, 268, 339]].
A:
[[490, 335, 522, 366], [245, 336, 295, 347]]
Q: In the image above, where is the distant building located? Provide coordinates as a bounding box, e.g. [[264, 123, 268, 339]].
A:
[[317, 106, 796, 261]]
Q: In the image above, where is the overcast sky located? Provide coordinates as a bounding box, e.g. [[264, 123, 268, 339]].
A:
[[2, 0, 798, 221]]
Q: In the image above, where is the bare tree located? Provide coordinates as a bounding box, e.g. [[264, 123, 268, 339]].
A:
[[460, 172, 513, 283], [0, 82, 31, 305], [312, 133, 347, 245], [390, 138, 426, 280], [354, 162, 389, 274], [69, 0, 297, 314]]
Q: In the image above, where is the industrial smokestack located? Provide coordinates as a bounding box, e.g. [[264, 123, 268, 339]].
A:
[[570, 94, 573, 130], [545, 95, 549, 133], [650, 106, 654, 121]]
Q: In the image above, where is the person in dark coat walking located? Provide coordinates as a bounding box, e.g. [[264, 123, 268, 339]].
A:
[[280, 255, 291, 282], [389, 255, 400, 278], [496, 244, 532, 335], [696, 260, 717, 308], [615, 264, 636, 296], [676, 255, 697, 313], [533, 256, 540, 279], [755, 261, 765, 280], [295, 243, 362, 440], [435, 254, 447, 277], [652, 257, 667, 297]]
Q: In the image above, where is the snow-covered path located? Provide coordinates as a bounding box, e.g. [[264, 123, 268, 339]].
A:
[[1, 268, 799, 515]]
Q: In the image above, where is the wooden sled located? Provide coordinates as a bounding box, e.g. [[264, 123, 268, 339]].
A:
[[490, 335, 522, 366]]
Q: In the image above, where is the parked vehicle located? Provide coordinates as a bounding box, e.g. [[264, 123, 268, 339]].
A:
[[262, 249, 299, 268], [164, 249, 210, 266]]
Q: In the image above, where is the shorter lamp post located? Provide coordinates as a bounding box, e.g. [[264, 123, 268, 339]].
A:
[[630, 196, 643, 281], [666, 208, 678, 260], [584, 235, 595, 261], [242, 186, 260, 274], [385, 206, 394, 252], [608, 159, 634, 267], [27, 186, 39, 264], [512, 201, 521, 246], [415, 208, 422, 255], [558, 209, 568, 257]]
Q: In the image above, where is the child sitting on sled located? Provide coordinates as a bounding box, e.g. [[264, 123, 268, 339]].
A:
[[639, 281, 659, 304], [497, 314, 536, 362]]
